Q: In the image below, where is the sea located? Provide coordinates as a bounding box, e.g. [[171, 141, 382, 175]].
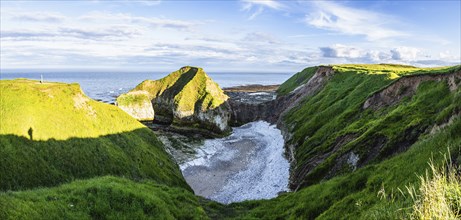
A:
[[1, 71, 292, 103]]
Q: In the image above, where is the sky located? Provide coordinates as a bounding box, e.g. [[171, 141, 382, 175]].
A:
[[1, 0, 460, 72]]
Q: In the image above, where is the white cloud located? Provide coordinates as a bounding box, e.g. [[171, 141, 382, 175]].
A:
[[242, 0, 284, 10], [248, 7, 264, 20], [319, 44, 362, 58], [79, 11, 201, 31], [305, 1, 407, 41], [242, 32, 279, 45], [7, 11, 65, 23], [1, 26, 141, 41], [439, 50, 461, 62], [241, 0, 285, 20], [365, 51, 392, 62], [137, 0, 161, 6], [390, 47, 420, 60], [318, 44, 431, 64], [1, 4, 456, 71]]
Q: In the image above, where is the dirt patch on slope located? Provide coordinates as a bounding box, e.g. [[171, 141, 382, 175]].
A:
[[363, 71, 461, 110]]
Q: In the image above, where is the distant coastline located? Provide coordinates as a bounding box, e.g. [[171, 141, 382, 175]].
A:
[[1, 71, 291, 104]]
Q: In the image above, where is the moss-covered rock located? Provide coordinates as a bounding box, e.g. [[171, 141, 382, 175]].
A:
[[116, 90, 155, 121], [117, 66, 231, 134]]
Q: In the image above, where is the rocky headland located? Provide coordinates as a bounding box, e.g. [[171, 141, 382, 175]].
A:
[[117, 66, 231, 135]]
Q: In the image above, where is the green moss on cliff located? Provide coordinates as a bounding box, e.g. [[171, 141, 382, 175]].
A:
[[277, 65, 457, 97], [116, 91, 150, 107]]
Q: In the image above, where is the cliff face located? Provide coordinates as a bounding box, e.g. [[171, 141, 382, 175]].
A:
[[117, 91, 155, 121], [228, 100, 275, 125], [225, 64, 461, 192], [228, 66, 335, 126], [117, 66, 231, 134], [363, 70, 461, 110], [276, 64, 461, 190]]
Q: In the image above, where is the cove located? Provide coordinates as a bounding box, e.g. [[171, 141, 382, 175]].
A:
[[180, 121, 289, 204]]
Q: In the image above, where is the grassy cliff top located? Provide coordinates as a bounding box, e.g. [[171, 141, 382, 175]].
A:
[[116, 66, 228, 112], [332, 63, 460, 78], [1, 79, 145, 141], [278, 64, 461, 95], [0, 79, 189, 191]]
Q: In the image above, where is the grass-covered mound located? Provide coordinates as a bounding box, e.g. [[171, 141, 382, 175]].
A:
[[0, 176, 206, 220], [0, 79, 189, 191], [117, 66, 230, 133]]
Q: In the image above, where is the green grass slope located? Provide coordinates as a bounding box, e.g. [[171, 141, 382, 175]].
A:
[[0, 79, 189, 191], [281, 64, 461, 189], [0, 176, 206, 220], [277, 66, 318, 96]]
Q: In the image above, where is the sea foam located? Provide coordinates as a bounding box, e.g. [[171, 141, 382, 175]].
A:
[[181, 121, 289, 204]]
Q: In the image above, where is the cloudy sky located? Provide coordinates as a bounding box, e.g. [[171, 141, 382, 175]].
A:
[[1, 0, 460, 72]]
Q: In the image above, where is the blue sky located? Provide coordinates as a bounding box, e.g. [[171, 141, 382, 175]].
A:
[[1, 0, 460, 72]]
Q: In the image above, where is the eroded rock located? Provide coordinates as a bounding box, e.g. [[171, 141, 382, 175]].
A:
[[363, 70, 461, 110]]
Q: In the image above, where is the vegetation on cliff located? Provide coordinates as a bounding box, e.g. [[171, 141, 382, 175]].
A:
[[277, 66, 318, 96], [117, 66, 230, 133], [281, 64, 460, 189], [218, 118, 460, 219], [226, 64, 461, 218], [1, 64, 460, 219], [0, 79, 189, 191]]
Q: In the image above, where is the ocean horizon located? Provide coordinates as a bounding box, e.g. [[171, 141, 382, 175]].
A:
[[1, 71, 292, 103]]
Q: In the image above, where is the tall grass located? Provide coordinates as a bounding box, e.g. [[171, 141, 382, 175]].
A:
[[406, 154, 461, 219]]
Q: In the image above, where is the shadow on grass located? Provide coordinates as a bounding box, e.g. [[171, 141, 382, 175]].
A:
[[0, 127, 190, 192]]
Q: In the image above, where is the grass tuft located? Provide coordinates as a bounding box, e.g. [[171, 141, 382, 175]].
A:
[[406, 154, 461, 219]]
